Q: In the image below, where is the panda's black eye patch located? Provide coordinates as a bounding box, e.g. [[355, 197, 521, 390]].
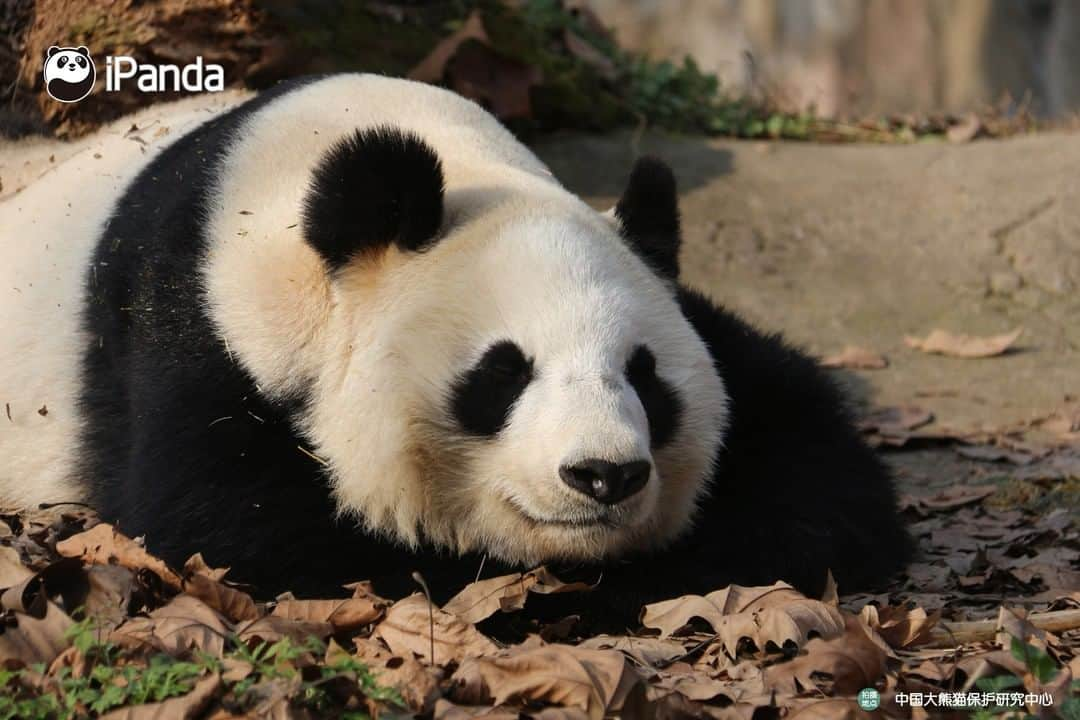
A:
[[626, 345, 682, 448], [77, 57, 86, 67], [451, 341, 533, 437], [58, 55, 67, 65]]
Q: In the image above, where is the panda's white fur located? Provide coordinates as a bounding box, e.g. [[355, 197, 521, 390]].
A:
[[1, 76, 725, 566], [208, 76, 726, 564], [0, 92, 242, 506]]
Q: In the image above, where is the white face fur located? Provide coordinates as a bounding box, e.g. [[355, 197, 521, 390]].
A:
[[199, 76, 729, 568], [306, 204, 728, 566]]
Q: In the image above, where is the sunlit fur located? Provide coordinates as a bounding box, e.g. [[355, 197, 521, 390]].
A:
[[0, 93, 242, 507], [0, 76, 908, 604], [202, 76, 726, 564], [1, 76, 725, 568]]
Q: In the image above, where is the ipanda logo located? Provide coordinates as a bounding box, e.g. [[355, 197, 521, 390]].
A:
[[44, 46, 224, 102], [43, 46, 95, 103]]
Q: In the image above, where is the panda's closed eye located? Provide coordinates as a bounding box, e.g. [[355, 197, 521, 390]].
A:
[[451, 341, 533, 436], [625, 345, 682, 448], [480, 342, 532, 380]]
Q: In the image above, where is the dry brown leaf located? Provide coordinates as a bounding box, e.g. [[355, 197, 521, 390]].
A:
[[373, 593, 497, 666], [563, 30, 616, 80], [450, 644, 643, 720], [821, 571, 839, 607], [946, 114, 982, 143], [408, 10, 541, 120], [234, 614, 332, 647], [651, 672, 740, 703], [234, 676, 301, 719], [182, 553, 229, 582], [1039, 402, 1080, 437], [183, 573, 259, 623], [859, 604, 940, 648], [526, 567, 596, 595], [353, 636, 442, 712], [0, 600, 73, 666], [442, 567, 592, 625], [899, 562, 952, 593], [79, 565, 137, 634], [221, 656, 252, 683], [764, 616, 888, 696], [433, 699, 551, 719], [994, 606, 1054, 650], [56, 523, 183, 590], [441, 572, 534, 624], [821, 346, 888, 370], [642, 690, 761, 720], [578, 634, 686, 669], [858, 405, 933, 435], [0, 545, 34, 587], [785, 698, 874, 719], [904, 327, 1022, 358], [1008, 560, 1080, 595], [272, 596, 385, 631], [0, 572, 47, 616], [443, 42, 542, 120], [641, 583, 846, 659], [907, 484, 997, 512], [111, 595, 230, 657], [100, 673, 221, 719], [956, 444, 1044, 465], [343, 579, 389, 601], [409, 11, 488, 84]]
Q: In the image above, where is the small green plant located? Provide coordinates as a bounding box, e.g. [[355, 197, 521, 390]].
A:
[[966, 637, 1067, 720], [0, 619, 213, 719], [0, 619, 400, 719], [225, 634, 402, 713], [1009, 637, 1058, 685]]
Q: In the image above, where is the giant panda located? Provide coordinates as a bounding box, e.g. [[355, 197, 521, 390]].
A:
[[0, 74, 909, 613]]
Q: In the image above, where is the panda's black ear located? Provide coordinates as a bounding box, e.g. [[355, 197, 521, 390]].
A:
[[76, 46, 90, 57], [47, 46, 60, 58], [302, 126, 444, 270], [615, 156, 681, 280]]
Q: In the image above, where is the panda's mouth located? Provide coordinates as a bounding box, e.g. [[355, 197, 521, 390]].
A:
[[503, 497, 618, 530]]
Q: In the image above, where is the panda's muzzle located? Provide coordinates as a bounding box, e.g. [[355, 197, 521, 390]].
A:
[[558, 458, 650, 505]]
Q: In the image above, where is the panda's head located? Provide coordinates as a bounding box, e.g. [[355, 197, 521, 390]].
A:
[[214, 126, 727, 566]]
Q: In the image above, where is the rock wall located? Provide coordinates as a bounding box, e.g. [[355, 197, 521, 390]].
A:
[[585, 0, 1080, 117]]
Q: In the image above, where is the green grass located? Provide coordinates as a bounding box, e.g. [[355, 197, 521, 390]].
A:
[[967, 637, 1080, 720], [0, 618, 401, 719]]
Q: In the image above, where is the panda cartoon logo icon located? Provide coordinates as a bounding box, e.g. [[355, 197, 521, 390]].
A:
[[43, 46, 96, 103]]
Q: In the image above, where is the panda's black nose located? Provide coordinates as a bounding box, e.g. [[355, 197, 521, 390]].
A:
[[559, 459, 651, 505]]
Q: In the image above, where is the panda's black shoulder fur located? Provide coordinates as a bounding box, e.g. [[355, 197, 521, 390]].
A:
[[673, 288, 910, 592], [78, 76, 907, 618]]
